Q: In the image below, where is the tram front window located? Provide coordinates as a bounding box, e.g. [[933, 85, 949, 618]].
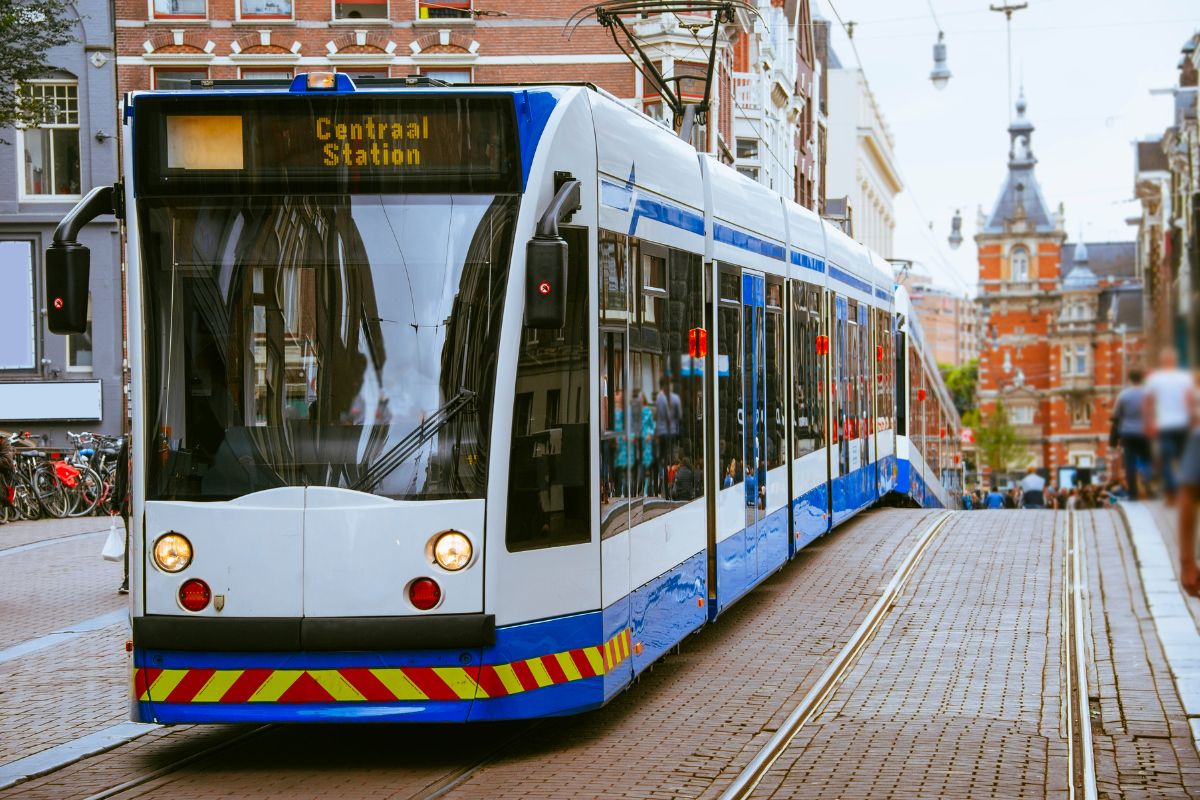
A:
[[140, 194, 517, 502]]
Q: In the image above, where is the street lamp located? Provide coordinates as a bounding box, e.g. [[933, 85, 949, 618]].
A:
[[930, 31, 951, 90], [948, 209, 963, 250]]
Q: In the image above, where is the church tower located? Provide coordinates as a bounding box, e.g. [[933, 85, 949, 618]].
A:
[[975, 92, 1066, 477]]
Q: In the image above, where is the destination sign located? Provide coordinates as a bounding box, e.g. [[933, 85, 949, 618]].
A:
[[136, 94, 520, 196]]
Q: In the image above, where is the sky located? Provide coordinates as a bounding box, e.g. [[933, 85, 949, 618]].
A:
[[811, 0, 1199, 296]]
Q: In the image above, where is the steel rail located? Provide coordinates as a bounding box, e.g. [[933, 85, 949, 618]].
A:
[[1064, 510, 1099, 800], [81, 725, 273, 800], [719, 509, 954, 800]]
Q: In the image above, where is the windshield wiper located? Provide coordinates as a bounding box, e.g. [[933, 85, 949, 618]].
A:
[[350, 388, 476, 495]]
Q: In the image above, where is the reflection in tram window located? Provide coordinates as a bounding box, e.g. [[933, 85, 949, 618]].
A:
[[598, 234, 706, 539], [791, 282, 825, 458], [765, 279, 785, 471], [505, 227, 591, 551]]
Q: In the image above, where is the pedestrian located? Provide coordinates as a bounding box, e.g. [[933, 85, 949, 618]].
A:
[[1004, 487, 1019, 509], [961, 489, 973, 510], [1175, 423, 1200, 596], [671, 455, 698, 501], [1144, 347, 1194, 505], [1019, 466, 1047, 509], [985, 485, 1005, 509], [1112, 367, 1151, 500]]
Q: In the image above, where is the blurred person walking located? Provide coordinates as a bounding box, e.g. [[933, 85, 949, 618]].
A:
[[1144, 347, 1194, 505], [1112, 367, 1151, 500]]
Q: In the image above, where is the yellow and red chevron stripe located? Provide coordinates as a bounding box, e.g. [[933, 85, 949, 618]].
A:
[[135, 628, 632, 704]]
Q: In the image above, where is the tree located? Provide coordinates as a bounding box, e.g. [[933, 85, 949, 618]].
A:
[[0, 0, 75, 133], [974, 400, 1030, 479], [938, 358, 978, 417]]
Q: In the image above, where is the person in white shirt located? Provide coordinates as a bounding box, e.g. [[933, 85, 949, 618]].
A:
[[1018, 466, 1047, 509], [1144, 347, 1195, 504]]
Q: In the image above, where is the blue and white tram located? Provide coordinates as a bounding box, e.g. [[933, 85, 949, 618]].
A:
[[46, 74, 961, 725]]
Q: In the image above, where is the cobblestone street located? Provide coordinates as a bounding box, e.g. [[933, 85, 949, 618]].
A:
[[1, 507, 1196, 799]]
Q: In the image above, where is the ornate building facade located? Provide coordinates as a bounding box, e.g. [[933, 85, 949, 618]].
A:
[[976, 94, 1143, 485]]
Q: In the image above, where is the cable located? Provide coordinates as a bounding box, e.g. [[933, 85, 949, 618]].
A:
[[925, 0, 942, 33]]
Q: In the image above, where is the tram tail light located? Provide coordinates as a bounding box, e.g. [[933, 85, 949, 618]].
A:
[[877, 345, 884, 362], [179, 579, 211, 612], [917, 389, 927, 402], [409, 577, 442, 611], [689, 327, 708, 359]]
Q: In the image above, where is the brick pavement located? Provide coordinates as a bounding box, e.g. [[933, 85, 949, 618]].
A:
[[1082, 508, 1200, 799], [0, 518, 132, 777], [2, 509, 937, 799], [744, 510, 1067, 800], [0, 516, 114, 553], [0, 520, 125, 651]]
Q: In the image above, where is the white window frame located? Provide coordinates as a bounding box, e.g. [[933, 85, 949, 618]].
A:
[[1010, 246, 1029, 283], [1010, 405, 1034, 425], [0, 239, 38, 371], [1070, 399, 1091, 428], [17, 80, 82, 202], [416, 66, 473, 84], [152, 67, 209, 89], [332, 0, 388, 21], [237, 0, 295, 22], [239, 66, 295, 80], [66, 292, 94, 373], [148, 0, 208, 21]]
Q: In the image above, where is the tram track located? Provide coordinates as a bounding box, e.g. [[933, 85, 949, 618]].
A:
[[718, 509, 955, 800], [1062, 510, 1098, 800]]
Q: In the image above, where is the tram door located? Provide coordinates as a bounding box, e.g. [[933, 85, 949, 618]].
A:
[[741, 273, 767, 575]]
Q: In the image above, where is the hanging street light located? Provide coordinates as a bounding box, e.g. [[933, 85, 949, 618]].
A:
[[930, 31, 951, 90], [948, 209, 963, 250]]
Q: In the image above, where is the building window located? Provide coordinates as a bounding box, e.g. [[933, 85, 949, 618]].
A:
[[1070, 399, 1091, 427], [418, 68, 471, 84], [334, 0, 386, 19], [151, 0, 206, 18], [418, 0, 470, 19], [736, 137, 759, 161], [1010, 406, 1034, 425], [737, 166, 759, 181], [0, 241, 36, 370], [67, 293, 93, 372], [335, 67, 390, 82], [240, 67, 294, 80], [239, 0, 293, 19], [153, 68, 208, 89], [20, 82, 81, 198], [1010, 246, 1029, 282]]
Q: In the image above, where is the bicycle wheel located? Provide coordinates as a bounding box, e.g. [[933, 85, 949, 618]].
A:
[[33, 465, 74, 518], [13, 478, 39, 520], [69, 467, 104, 517]]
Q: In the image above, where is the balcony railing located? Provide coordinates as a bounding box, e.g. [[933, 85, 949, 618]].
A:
[[734, 74, 759, 112]]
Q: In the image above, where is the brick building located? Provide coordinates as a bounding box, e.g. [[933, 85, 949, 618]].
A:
[[897, 269, 978, 366], [113, 0, 824, 209], [976, 93, 1143, 486]]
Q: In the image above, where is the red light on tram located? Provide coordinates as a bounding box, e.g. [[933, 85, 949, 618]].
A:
[[53, 297, 64, 309], [179, 579, 211, 612], [917, 389, 927, 402], [688, 328, 708, 359], [876, 345, 884, 362], [537, 281, 552, 296], [409, 577, 442, 611], [940, 428, 946, 439]]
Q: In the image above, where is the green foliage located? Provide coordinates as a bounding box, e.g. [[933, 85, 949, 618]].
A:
[[0, 0, 75, 132], [974, 400, 1030, 477], [938, 358, 978, 417]]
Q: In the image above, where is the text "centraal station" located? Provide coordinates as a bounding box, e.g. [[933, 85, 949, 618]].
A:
[[315, 115, 430, 166]]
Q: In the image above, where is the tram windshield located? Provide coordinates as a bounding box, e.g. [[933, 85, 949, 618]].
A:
[[140, 193, 518, 502]]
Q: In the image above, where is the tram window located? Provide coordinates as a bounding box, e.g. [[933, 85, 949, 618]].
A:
[[895, 331, 907, 436], [718, 268, 744, 489], [506, 227, 591, 551], [765, 282, 785, 471], [598, 234, 706, 537]]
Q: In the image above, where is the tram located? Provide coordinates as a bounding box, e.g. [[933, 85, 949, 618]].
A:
[[46, 74, 962, 724]]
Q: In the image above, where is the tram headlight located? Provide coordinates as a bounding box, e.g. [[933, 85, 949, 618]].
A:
[[433, 531, 472, 571], [153, 532, 193, 573]]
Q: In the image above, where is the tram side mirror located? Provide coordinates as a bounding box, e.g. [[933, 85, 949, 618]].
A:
[[524, 175, 581, 330], [46, 243, 90, 335], [524, 237, 568, 329]]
